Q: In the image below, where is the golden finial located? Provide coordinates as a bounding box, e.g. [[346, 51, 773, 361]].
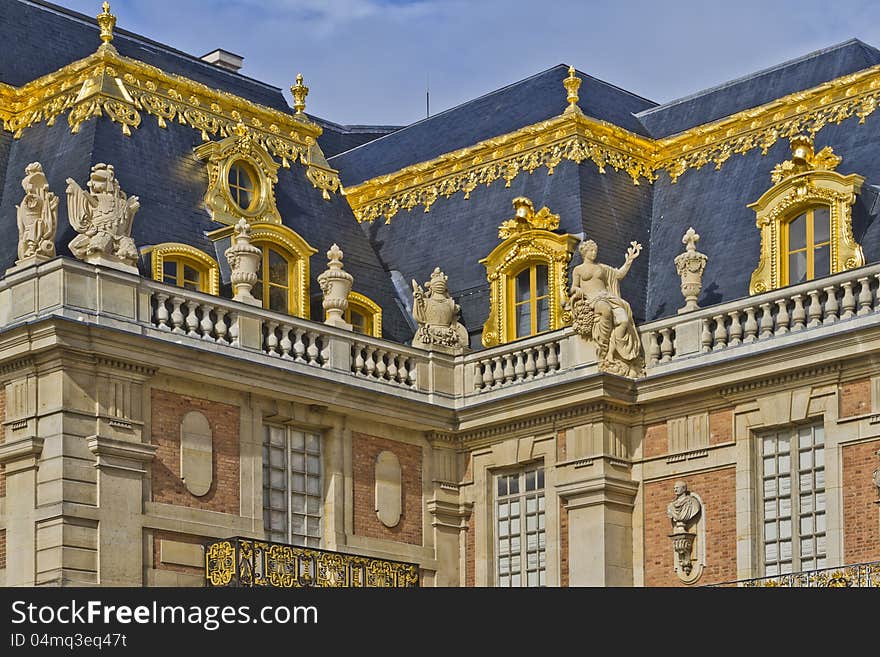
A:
[[291, 73, 309, 115], [563, 65, 583, 115], [97, 1, 116, 47]]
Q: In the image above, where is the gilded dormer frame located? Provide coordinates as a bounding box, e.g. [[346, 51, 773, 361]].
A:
[[749, 136, 865, 294], [480, 198, 579, 347], [195, 124, 283, 226]]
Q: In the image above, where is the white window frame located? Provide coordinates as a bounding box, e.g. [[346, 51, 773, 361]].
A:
[[494, 464, 546, 587]]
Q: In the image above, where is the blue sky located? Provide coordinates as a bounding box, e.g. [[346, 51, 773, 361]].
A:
[[55, 0, 880, 126]]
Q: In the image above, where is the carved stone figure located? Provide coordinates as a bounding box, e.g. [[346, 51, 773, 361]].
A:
[[674, 227, 708, 314], [67, 163, 139, 272], [317, 243, 354, 327], [224, 218, 262, 306], [569, 239, 644, 377], [412, 267, 469, 352], [667, 480, 703, 580], [667, 480, 702, 531], [15, 162, 58, 266]]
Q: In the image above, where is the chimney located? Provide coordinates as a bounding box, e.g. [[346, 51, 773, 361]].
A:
[[200, 49, 244, 73]]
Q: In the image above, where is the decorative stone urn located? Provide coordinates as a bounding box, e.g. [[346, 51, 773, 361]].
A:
[[224, 218, 262, 306], [674, 227, 708, 314], [317, 243, 354, 328]]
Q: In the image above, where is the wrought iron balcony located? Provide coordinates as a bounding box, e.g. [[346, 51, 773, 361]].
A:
[[713, 561, 880, 587], [205, 537, 420, 588]]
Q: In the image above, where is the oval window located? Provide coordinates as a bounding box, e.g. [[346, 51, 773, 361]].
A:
[[227, 160, 258, 212]]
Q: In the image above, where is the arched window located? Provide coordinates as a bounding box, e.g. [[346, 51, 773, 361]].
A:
[[783, 206, 830, 285], [345, 292, 382, 338], [509, 263, 550, 340], [208, 223, 317, 318], [147, 243, 220, 295]]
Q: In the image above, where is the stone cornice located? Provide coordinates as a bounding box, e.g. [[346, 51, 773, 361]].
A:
[[345, 63, 880, 224]]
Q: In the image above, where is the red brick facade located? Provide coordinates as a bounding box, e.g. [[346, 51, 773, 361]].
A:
[[559, 500, 569, 587], [152, 530, 206, 577], [150, 389, 240, 514], [352, 433, 422, 545], [709, 408, 733, 445], [644, 467, 737, 586], [840, 378, 871, 418], [0, 529, 5, 570], [842, 438, 880, 563], [643, 422, 667, 458]]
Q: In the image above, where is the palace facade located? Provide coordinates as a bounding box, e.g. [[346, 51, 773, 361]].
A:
[[0, 0, 879, 587]]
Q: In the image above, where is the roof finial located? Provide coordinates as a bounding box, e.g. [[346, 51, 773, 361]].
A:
[[97, 1, 116, 48], [563, 65, 583, 116], [291, 73, 309, 115]]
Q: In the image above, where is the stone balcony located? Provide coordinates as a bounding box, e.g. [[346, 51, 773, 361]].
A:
[[3, 258, 880, 409]]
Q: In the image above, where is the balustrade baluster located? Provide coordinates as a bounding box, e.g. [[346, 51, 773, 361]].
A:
[[524, 349, 536, 377], [215, 309, 228, 344], [354, 343, 366, 374], [547, 343, 559, 371], [199, 304, 214, 340], [364, 346, 377, 378], [229, 314, 240, 347], [712, 315, 727, 351], [791, 294, 806, 331], [823, 286, 839, 325], [743, 307, 758, 343], [154, 293, 170, 331], [774, 299, 790, 335], [320, 336, 330, 368], [397, 358, 408, 384], [266, 321, 279, 356], [840, 281, 856, 320], [807, 290, 822, 328], [503, 354, 515, 383], [387, 355, 398, 381], [758, 302, 774, 339], [306, 332, 320, 365], [728, 309, 743, 346], [646, 332, 660, 366], [170, 297, 185, 334], [659, 328, 673, 362], [293, 330, 306, 362], [857, 277, 873, 316], [482, 358, 494, 388], [514, 351, 526, 380], [375, 350, 388, 379], [535, 346, 548, 375], [491, 357, 504, 387], [700, 319, 712, 353]]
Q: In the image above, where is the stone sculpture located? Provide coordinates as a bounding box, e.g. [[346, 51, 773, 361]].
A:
[[317, 243, 354, 328], [569, 239, 644, 377], [674, 227, 708, 314], [66, 163, 139, 272], [224, 218, 262, 306], [15, 162, 58, 266], [667, 480, 703, 580], [412, 267, 469, 352]]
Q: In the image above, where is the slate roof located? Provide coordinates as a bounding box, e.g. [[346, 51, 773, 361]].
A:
[[636, 39, 880, 138], [330, 64, 658, 187]]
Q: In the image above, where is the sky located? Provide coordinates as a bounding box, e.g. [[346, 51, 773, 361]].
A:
[[54, 0, 880, 127]]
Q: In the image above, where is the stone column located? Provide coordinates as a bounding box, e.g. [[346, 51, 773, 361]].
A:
[[427, 490, 471, 587]]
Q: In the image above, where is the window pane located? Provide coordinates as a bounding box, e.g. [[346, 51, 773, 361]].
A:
[[814, 244, 829, 278], [779, 454, 790, 474], [789, 213, 807, 250], [535, 265, 549, 297], [537, 297, 550, 333], [516, 269, 531, 303], [813, 206, 830, 243], [163, 260, 177, 279], [779, 496, 791, 516], [516, 304, 531, 338], [799, 450, 813, 470], [763, 456, 776, 476], [764, 521, 777, 541], [183, 265, 200, 282], [789, 251, 807, 284], [269, 286, 288, 313], [268, 249, 288, 286]]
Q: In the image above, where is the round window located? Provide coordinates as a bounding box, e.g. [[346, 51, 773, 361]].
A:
[[227, 160, 259, 212]]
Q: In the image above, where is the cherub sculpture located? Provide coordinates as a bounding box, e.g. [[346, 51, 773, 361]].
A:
[[67, 163, 139, 270]]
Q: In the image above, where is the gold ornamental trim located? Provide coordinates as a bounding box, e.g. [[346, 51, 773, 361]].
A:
[[345, 63, 880, 224], [144, 242, 221, 296], [347, 291, 383, 338], [0, 44, 341, 200]]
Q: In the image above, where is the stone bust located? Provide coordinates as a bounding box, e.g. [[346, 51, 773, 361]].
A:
[[666, 479, 702, 532]]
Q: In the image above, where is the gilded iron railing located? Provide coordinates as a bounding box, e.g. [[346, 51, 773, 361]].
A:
[[205, 537, 420, 588], [712, 561, 880, 587]]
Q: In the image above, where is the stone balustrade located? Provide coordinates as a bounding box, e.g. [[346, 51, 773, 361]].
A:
[[4, 258, 880, 403]]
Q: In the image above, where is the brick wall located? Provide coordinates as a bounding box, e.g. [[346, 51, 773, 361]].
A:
[[0, 529, 5, 569], [709, 408, 733, 445], [840, 378, 871, 418], [644, 467, 737, 586], [465, 514, 475, 587], [559, 500, 569, 587], [152, 530, 206, 577], [842, 438, 880, 563], [643, 422, 667, 458], [150, 389, 240, 514], [352, 433, 422, 545]]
